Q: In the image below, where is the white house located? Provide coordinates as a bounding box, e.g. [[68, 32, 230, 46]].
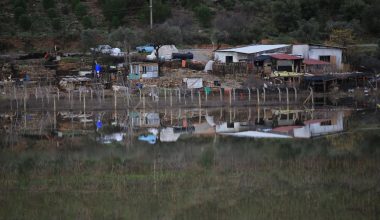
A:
[[293, 112, 344, 138], [292, 44, 344, 70], [214, 44, 291, 63]]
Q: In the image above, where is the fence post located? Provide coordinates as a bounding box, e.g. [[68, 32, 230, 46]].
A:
[[256, 88, 260, 105], [164, 88, 167, 102], [248, 88, 251, 102], [293, 87, 297, 102], [277, 87, 281, 102], [286, 87, 289, 106], [229, 89, 232, 106], [198, 91, 202, 108], [263, 87, 266, 103], [233, 88, 236, 102], [220, 88, 223, 102], [170, 89, 173, 107]]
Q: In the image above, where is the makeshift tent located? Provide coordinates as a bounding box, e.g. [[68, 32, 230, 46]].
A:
[[146, 45, 179, 61]]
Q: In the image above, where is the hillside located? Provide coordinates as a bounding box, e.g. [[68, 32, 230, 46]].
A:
[[1, 0, 380, 53]]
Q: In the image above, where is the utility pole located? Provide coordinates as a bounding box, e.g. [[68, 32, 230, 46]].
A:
[[149, 0, 153, 29]]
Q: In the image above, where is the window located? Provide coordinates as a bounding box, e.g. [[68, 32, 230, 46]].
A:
[[319, 56, 331, 62], [321, 120, 332, 126], [226, 56, 233, 63]]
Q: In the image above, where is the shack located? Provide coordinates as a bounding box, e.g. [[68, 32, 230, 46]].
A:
[[128, 62, 158, 80], [214, 44, 291, 63], [292, 44, 345, 71], [303, 59, 332, 74]]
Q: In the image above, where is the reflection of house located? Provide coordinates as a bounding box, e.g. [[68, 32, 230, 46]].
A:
[[272, 112, 344, 138], [292, 44, 344, 71], [128, 62, 158, 80], [216, 122, 249, 133], [293, 112, 344, 138], [130, 112, 160, 127], [215, 44, 291, 63], [264, 110, 303, 127]]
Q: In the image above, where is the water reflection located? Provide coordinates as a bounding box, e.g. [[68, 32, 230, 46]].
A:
[[0, 101, 363, 147]]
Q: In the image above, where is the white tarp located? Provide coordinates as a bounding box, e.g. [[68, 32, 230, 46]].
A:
[[204, 60, 214, 72], [160, 127, 181, 142], [146, 45, 178, 61], [184, 78, 203, 89], [101, 132, 125, 144]]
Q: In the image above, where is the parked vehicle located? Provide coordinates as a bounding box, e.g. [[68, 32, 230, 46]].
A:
[[136, 44, 155, 53], [90, 45, 112, 54], [172, 52, 194, 60]]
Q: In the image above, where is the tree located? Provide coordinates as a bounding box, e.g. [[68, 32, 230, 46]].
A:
[[292, 18, 320, 43], [327, 29, 355, 46], [109, 27, 141, 66], [74, 2, 88, 18], [362, 1, 380, 34], [340, 0, 366, 21], [211, 30, 229, 51], [18, 15, 32, 30], [144, 24, 182, 76], [52, 18, 62, 30], [80, 29, 103, 52], [82, 16, 93, 29], [166, 10, 197, 44], [194, 4, 213, 28], [271, 0, 301, 33], [14, 6, 26, 22], [43, 0, 55, 10]]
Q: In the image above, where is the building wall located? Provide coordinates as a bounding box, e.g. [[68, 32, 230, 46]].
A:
[[292, 45, 343, 70], [309, 48, 342, 70], [215, 46, 291, 63], [216, 122, 244, 133], [292, 45, 310, 59], [293, 112, 344, 138], [214, 52, 248, 63]]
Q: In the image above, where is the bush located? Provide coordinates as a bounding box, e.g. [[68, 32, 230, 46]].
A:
[[18, 14, 32, 30], [14, 6, 26, 21], [194, 4, 212, 28], [47, 8, 57, 19], [82, 16, 93, 29], [61, 5, 69, 15], [52, 18, 61, 30], [13, 0, 27, 9], [74, 2, 88, 18], [43, 0, 55, 10]]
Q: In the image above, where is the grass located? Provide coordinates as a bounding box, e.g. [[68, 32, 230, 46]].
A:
[[0, 129, 380, 219]]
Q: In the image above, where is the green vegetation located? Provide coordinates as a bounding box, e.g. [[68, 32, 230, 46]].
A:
[[42, 0, 55, 10], [0, 129, 379, 219], [1, 0, 379, 45]]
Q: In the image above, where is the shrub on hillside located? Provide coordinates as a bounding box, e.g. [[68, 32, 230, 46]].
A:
[[18, 14, 32, 30], [43, 0, 55, 10]]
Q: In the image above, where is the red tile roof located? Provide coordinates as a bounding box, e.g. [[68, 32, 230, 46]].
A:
[[303, 59, 331, 65], [269, 54, 303, 60]]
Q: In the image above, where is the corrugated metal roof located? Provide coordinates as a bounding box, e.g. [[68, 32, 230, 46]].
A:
[[269, 54, 303, 60], [216, 44, 290, 54]]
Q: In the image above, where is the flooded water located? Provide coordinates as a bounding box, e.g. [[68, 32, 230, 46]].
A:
[[0, 90, 380, 219]]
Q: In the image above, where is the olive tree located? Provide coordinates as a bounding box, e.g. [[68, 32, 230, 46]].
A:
[[109, 27, 142, 66], [144, 24, 182, 76]]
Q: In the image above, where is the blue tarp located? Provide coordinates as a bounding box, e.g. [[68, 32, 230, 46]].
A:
[[138, 134, 157, 144]]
